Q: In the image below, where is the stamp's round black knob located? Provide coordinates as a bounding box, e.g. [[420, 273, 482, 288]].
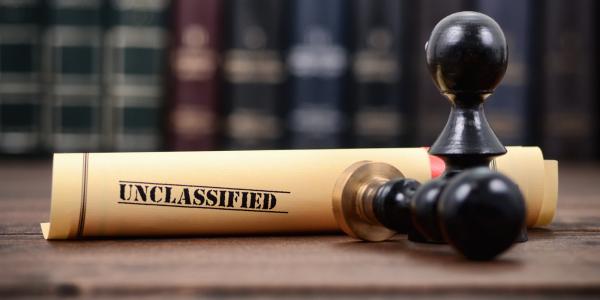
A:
[[438, 167, 526, 260], [426, 11, 508, 171], [372, 178, 421, 234], [425, 11, 507, 100], [410, 178, 447, 242]]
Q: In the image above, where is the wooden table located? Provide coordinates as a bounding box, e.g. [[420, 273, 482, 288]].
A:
[[1, 160, 600, 299]]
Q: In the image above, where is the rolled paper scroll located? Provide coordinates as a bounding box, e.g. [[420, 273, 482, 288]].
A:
[[492, 147, 558, 227], [41, 147, 557, 240], [42, 148, 431, 239], [431, 146, 558, 227]]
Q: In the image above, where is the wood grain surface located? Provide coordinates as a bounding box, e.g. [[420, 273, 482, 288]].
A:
[[1, 160, 599, 299]]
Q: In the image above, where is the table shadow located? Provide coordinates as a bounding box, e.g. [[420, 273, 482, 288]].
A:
[[333, 235, 524, 267]]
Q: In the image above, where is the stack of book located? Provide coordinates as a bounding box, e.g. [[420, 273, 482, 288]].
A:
[[0, 0, 597, 160]]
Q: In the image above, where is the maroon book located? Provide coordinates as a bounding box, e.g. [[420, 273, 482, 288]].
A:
[[167, 0, 222, 150]]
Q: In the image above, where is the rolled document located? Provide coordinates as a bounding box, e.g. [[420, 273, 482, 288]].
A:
[[493, 147, 558, 227], [42, 148, 431, 239], [42, 147, 557, 240]]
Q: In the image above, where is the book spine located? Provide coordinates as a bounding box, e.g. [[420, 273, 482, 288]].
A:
[[411, 0, 467, 146], [42, 0, 103, 152], [286, 0, 349, 148], [222, 0, 285, 150], [0, 0, 42, 154], [350, 0, 405, 147], [475, 0, 531, 145], [540, 0, 596, 159], [104, 0, 170, 151], [167, 0, 221, 151]]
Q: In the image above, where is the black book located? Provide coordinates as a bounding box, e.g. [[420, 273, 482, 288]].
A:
[[222, 0, 285, 149], [539, 0, 596, 159], [350, 0, 406, 147]]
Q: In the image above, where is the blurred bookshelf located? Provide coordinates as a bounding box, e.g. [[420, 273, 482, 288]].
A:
[[0, 0, 597, 160]]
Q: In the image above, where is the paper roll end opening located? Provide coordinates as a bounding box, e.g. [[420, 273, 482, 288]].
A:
[[535, 160, 559, 226]]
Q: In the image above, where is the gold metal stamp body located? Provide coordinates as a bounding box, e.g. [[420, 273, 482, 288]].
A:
[[332, 161, 404, 242]]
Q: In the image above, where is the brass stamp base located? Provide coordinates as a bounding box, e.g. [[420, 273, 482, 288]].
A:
[[332, 161, 404, 242]]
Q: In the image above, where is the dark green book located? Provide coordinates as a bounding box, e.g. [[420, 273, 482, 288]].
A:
[[104, 0, 170, 151], [42, 0, 103, 152], [0, 0, 42, 153]]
